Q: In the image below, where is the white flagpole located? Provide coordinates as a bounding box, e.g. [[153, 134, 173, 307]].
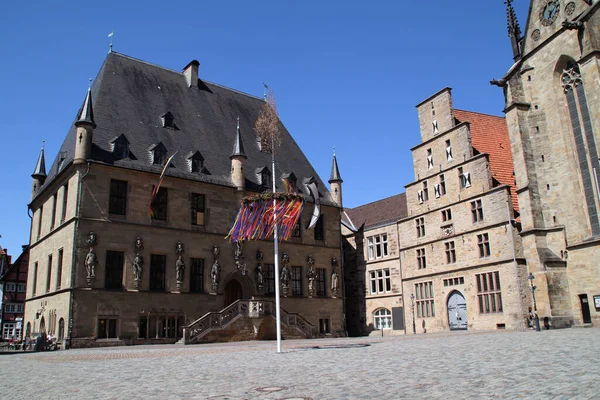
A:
[[272, 146, 282, 353]]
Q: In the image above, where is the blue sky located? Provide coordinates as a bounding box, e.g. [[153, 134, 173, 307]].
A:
[[0, 0, 528, 256]]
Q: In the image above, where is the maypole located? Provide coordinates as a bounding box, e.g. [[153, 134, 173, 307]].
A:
[[271, 144, 282, 353]]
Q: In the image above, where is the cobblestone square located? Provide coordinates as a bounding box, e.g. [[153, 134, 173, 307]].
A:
[[3, 328, 600, 399]]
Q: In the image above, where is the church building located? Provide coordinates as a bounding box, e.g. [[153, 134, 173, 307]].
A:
[[24, 52, 345, 348], [494, 0, 600, 327]]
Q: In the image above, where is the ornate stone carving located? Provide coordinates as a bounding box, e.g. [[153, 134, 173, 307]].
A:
[[561, 64, 581, 93], [307, 254, 315, 267], [211, 245, 221, 294], [234, 240, 247, 275], [255, 249, 264, 293], [280, 253, 291, 297], [135, 236, 144, 251], [85, 248, 96, 284], [331, 268, 339, 298], [133, 253, 143, 289], [86, 232, 98, 247], [331, 256, 338, 268], [176, 241, 184, 255]]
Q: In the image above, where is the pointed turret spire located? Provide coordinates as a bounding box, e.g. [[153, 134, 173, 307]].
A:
[[506, 0, 522, 60], [329, 152, 342, 183], [230, 117, 247, 159], [75, 80, 96, 129], [32, 145, 47, 179]]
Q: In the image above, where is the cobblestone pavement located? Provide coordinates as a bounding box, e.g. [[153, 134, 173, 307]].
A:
[[3, 328, 600, 399]]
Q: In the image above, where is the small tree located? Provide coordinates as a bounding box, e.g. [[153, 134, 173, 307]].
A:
[[255, 89, 281, 152]]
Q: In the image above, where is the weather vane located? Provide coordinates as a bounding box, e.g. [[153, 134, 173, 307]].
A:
[[263, 82, 268, 100], [108, 31, 114, 53]]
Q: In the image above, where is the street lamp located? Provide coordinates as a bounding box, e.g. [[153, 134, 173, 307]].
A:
[[528, 272, 541, 332], [410, 293, 416, 334]]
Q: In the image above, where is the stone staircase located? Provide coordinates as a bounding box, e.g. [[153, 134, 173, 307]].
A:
[[181, 299, 317, 344]]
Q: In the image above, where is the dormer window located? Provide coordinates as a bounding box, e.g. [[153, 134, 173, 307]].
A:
[[110, 134, 130, 159], [161, 112, 178, 130], [149, 142, 168, 165], [58, 152, 67, 170], [256, 166, 271, 188], [187, 151, 205, 173], [281, 171, 297, 193]]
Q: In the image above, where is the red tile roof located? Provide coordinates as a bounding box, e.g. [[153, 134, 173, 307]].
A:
[[345, 193, 407, 230], [454, 109, 519, 213]]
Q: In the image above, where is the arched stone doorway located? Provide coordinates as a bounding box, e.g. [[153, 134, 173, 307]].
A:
[[447, 291, 468, 330], [224, 279, 243, 307]]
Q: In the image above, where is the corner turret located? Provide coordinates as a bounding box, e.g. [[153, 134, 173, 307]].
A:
[[73, 82, 96, 165], [230, 117, 247, 191], [31, 146, 47, 200], [329, 152, 343, 207]]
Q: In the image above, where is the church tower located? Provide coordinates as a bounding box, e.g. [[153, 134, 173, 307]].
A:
[[31, 146, 47, 200], [495, 0, 600, 327], [73, 84, 96, 165], [329, 153, 343, 207]]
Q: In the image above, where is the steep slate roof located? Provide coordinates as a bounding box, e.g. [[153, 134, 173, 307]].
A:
[[345, 193, 407, 230], [41, 52, 333, 204], [454, 109, 519, 213]]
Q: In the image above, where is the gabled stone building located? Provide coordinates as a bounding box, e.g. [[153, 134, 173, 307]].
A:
[[494, 0, 600, 327], [0, 246, 28, 340], [24, 52, 345, 348], [400, 89, 527, 333], [344, 88, 529, 335]]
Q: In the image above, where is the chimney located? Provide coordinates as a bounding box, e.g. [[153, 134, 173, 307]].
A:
[[183, 60, 200, 88]]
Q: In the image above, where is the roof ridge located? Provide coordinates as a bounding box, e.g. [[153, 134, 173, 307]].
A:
[[454, 108, 505, 119], [349, 192, 406, 210], [110, 52, 265, 102]]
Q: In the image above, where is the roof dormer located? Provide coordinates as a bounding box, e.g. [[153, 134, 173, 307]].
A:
[[110, 134, 130, 159], [255, 166, 271, 189], [148, 142, 168, 166], [161, 112, 178, 130], [187, 150, 208, 174]]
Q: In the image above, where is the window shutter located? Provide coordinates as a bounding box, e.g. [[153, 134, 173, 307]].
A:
[[417, 191, 424, 204], [432, 120, 439, 135], [427, 155, 433, 169], [465, 172, 471, 188], [434, 184, 441, 198], [446, 146, 453, 161]]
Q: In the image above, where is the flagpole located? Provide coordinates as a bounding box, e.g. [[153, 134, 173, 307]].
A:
[[272, 145, 282, 353]]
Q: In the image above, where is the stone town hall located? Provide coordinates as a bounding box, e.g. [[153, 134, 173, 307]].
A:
[[344, 0, 600, 335], [24, 53, 345, 347]]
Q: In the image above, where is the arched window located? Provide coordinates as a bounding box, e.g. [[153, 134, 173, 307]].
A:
[[58, 318, 65, 340], [561, 60, 600, 236], [25, 322, 31, 338], [373, 308, 392, 330], [39, 316, 46, 334]]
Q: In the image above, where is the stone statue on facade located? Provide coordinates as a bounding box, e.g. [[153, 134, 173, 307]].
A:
[[331, 268, 339, 298], [176, 256, 185, 283], [85, 248, 96, 280], [212, 245, 220, 259], [307, 266, 316, 298], [255, 249, 264, 293], [234, 240, 247, 275], [133, 253, 143, 289], [211, 260, 221, 293], [176, 241, 184, 255], [280, 253, 291, 297]]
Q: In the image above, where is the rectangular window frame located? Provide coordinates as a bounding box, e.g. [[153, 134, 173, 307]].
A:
[[476, 272, 503, 314], [149, 254, 166, 291], [416, 217, 425, 238], [416, 248, 426, 270], [414, 281, 435, 318], [190, 193, 206, 226], [478, 233, 491, 258], [292, 266, 303, 296], [109, 179, 128, 216], [316, 268, 326, 297], [445, 241, 456, 264], [104, 250, 124, 290], [190, 258, 205, 293], [56, 248, 64, 290], [471, 199, 484, 223]]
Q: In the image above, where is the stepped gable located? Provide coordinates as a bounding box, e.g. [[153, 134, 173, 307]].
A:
[[454, 109, 519, 213], [346, 193, 407, 229], [41, 52, 333, 204]]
